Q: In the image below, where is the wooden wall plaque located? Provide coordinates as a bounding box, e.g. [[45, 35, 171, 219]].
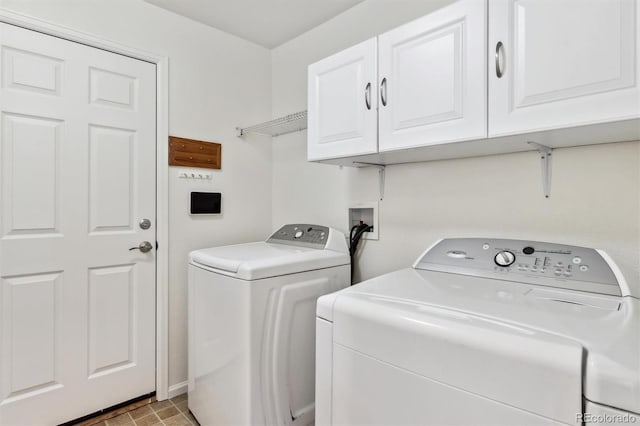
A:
[[169, 136, 221, 169]]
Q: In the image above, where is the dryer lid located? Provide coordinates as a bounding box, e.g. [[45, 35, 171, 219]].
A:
[[321, 267, 640, 418], [189, 242, 349, 280], [331, 288, 584, 425]]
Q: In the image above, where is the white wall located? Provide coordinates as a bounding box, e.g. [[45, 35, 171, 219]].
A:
[[0, 0, 273, 388], [271, 0, 640, 292]]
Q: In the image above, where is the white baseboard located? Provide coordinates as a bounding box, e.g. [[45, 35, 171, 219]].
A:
[[166, 381, 188, 399]]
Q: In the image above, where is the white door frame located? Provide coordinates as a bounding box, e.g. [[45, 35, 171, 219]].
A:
[[0, 9, 171, 401]]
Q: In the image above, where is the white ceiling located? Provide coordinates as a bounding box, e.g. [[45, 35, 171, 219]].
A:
[[144, 0, 365, 48]]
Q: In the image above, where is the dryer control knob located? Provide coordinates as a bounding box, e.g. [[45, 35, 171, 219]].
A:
[[494, 251, 516, 267], [294, 230, 304, 239]]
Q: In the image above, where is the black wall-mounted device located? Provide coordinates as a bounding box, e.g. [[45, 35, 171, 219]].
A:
[[190, 192, 221, 214]]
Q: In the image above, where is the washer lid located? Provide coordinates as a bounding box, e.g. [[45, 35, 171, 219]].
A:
[[189, 242, 349, 280], [320, 268, 640, 418]]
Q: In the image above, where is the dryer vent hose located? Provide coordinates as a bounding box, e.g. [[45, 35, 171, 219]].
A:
[[349, 222, 373, 284]]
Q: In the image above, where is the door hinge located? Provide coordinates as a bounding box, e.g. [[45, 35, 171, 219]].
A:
[[156, 241, 159, 250]]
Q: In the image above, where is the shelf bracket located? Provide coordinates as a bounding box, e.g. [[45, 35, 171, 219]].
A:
[[527, 141, 552, 198], [353, 162, 386, 201]]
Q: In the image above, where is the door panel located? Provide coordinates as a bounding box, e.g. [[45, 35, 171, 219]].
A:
[[88, 125, 135, 233], [2, 113, 62, 236], [307, 38, 377, 161], [1, 46, 63, 96], [513, 1, 632, 105], [489, 0, 640, 136], [270, 278, 330, 425], [1, 273, 63, 402], [88, 265, 135, 377], [331, 345, 563, 426], [89, 67, 137, 110], [318, 63, 362, 140], [0, 22, 156, 425], [378, 0, 487, 151], [393, 25, 462, 127]]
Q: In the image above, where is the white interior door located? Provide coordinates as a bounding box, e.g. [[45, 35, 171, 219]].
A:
[[378, 0, 487, 152], [0, 23, 156, 425], [307, 38, 378, 161], [489, 0, 640, 137]]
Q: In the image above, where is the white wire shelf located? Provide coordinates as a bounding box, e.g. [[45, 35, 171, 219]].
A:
[[236, 111, 307, 137]]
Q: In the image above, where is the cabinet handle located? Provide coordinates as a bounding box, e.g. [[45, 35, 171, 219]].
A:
[[365, 82, 372, 110], [495, 41, 505, 78], [380, 78, 388, 106]]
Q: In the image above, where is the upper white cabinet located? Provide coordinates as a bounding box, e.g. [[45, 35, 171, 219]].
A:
[[489, 0, 640, 137], [307, 38, 378, 161], [378, 0, 487, 151], [307, 0, 640, 165]]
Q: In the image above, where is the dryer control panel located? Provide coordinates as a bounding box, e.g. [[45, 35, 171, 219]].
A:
[[415, 238, 624, 296], [267, 224, 330, 249]]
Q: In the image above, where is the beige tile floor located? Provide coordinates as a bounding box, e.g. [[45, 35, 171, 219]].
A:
[[96, 394, 198, 426]]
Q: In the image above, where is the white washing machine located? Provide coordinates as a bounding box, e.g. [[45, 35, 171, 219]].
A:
[[316, 238, 639, 426], [188, 224, 350, 426]]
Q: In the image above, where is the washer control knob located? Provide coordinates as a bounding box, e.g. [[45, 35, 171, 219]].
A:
[[294, 230, 304, 239], [494, 251, 516, 267]]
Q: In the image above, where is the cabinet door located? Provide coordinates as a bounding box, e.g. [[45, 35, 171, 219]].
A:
[[489, 0, 640, 137], [378, 0, 487, 152], [307, 38, 378, 161]]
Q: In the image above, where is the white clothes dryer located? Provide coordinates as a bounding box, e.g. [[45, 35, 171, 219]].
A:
[[188, 224, 349, 426], [316, 238, 639, 426]]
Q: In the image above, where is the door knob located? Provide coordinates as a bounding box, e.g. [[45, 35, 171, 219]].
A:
[[130, 241, 153, 253]]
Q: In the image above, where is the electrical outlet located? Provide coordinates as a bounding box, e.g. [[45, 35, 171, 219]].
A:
[[348, 202, 379, 240]]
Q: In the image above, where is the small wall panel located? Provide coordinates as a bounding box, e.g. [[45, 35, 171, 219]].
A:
[[89, 125, 135, 233], [169, 136, 221, 169], [1, 272, 62, 402], [1, 113, 61, 237], [1, 46, 63, 96], [88, 265, 135, 378], [89, 67, 137, 110]]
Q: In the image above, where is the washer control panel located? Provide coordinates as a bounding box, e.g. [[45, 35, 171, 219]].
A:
[[415, 238, 622, 296], [267, 224, 330, 248]]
